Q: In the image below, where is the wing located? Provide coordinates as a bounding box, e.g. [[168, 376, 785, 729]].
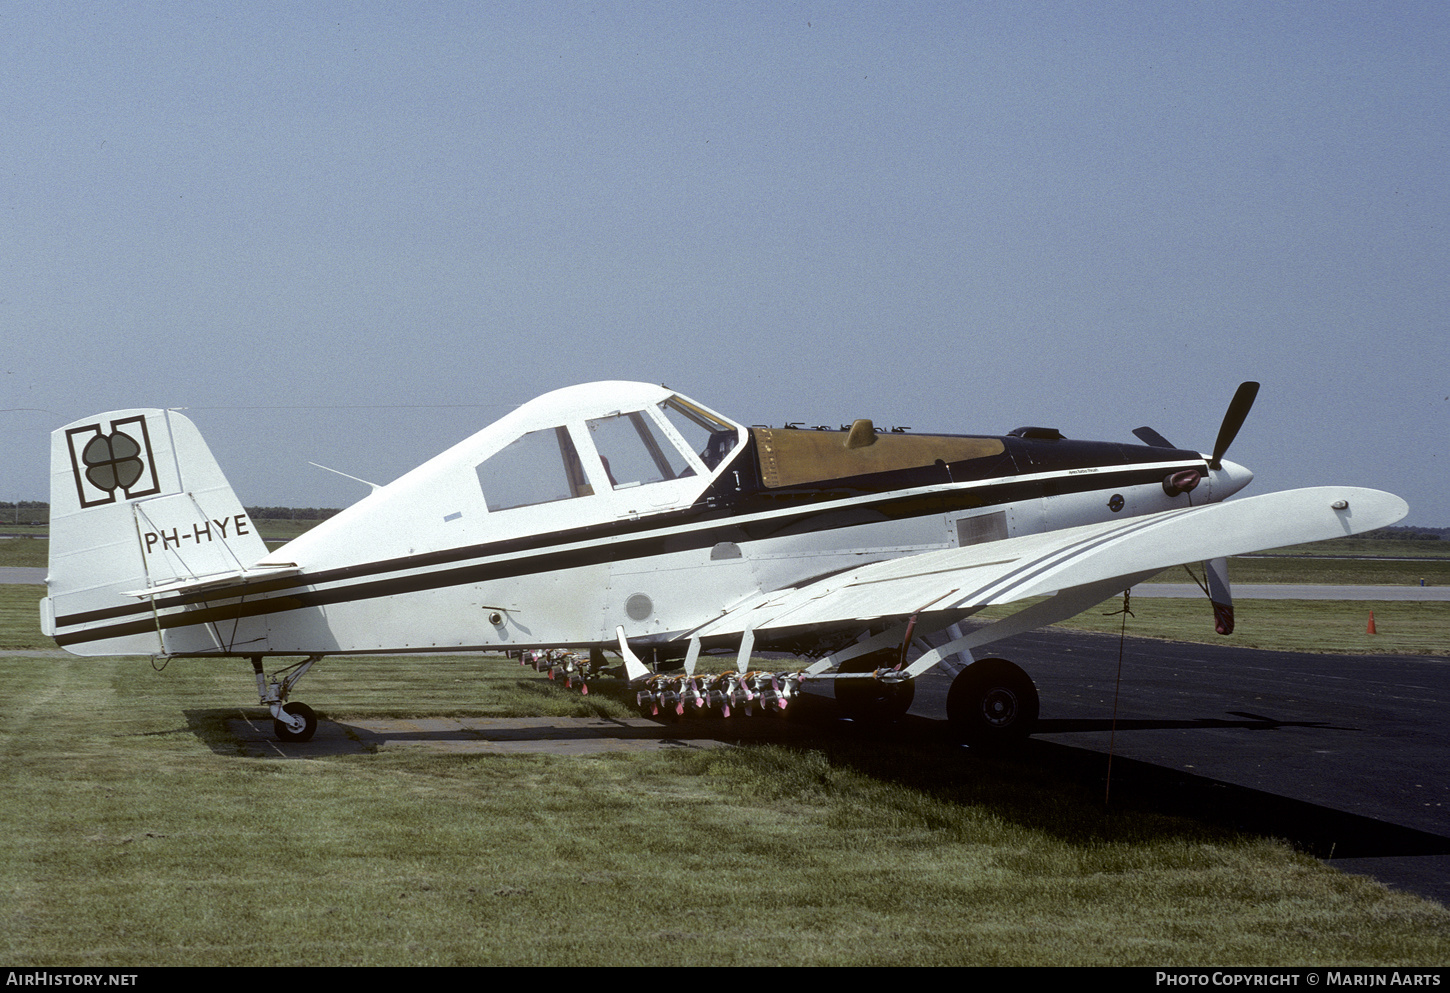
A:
[[687, 486, 1407, 643]]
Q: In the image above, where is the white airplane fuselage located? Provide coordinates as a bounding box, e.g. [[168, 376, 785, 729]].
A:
[[44, 380, 1409, 746], [47, 382, 1248, 661]]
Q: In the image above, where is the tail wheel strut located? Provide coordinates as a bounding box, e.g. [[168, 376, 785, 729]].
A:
[[253, 656, 321, 743]]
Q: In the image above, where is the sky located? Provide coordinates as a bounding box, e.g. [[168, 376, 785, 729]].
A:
[[3, 2, 1447, 525]]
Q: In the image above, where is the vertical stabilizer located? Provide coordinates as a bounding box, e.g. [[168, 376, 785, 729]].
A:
[[42, 409, 266, 655]]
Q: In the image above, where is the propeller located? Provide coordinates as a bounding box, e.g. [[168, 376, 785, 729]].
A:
[[1133, 381, 1261, 469], [1134, 383, 1260, 638], [1208, 381, 1259, 470]]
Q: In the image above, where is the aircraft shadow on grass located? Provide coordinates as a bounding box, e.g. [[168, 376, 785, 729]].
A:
[[181, 691, 1450, 864]]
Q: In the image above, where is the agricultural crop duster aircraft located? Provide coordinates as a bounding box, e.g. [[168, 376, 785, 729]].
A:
[[42, 382, 1407, 744]]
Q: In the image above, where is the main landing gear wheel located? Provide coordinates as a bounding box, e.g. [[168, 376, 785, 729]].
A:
[[947, 658, 1038, 749], [273, 702, 317, 743], [834, 651, 914, 723]]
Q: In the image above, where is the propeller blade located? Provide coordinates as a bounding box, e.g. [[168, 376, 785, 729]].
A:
[[1133, 426, 1176, 449], [1209, 381, 1260, 469]]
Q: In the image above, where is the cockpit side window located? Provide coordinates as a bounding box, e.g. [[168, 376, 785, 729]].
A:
[[658, 397, 739, 470], [587, 411, 694, 489], [476, 426, 592, 511]]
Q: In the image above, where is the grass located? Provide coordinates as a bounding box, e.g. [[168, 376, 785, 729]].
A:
[[1044, 596, 1450, 656], [250, 518, 329, 547], [1159, 556, 1450, 587], [1, 586, 49, 650], [1261, 537, 1448, 559], [5, 537, 1450, 965], [0, 537, 46, 569], [1, 651, 1447, 966], [0, 518, 320, 569]]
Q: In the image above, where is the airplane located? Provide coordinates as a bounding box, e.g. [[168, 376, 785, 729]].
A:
[[40, 381, 1407, 745]]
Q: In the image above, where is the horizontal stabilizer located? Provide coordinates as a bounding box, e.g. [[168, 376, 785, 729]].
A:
[[121, 563, 302, 599]]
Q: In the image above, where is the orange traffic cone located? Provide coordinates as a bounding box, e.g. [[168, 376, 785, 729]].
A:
[[1367, 611, 1377, 635]]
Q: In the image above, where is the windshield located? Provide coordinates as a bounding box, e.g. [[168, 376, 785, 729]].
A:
[[587, 411, 695, 489], [658, 396, 739, 470]]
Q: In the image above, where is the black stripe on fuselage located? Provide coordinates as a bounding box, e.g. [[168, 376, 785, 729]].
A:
[[53, 457, 1203, 646]]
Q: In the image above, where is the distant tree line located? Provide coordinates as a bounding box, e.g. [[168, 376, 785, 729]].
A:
[[244, 507, 342, 521], [1, 501, 49, 524], [2, 503, 341, 525], [1364, 526, 1444, 541]]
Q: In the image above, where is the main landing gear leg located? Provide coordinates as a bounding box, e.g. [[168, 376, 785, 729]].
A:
[[834, 650, 915, 723], [253, 655, 321, 743]]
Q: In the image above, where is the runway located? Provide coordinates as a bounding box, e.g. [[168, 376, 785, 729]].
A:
[[1, 567, 46, 584]]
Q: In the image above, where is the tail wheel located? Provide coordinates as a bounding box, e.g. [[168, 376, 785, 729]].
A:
[[274, 702, 318, 743], [947, 658, 1038, 748], [835, 650, 914, 722]]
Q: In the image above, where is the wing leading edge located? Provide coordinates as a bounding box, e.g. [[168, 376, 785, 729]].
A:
[[688, 486, 1408, 641]]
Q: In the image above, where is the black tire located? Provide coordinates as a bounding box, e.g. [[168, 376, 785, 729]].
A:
[[273, 702, 317, 743], [834, 650, 915, 722], [946, 658, 1038, 748]]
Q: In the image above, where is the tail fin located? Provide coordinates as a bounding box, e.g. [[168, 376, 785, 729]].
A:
[[42, 409, 267, 656]]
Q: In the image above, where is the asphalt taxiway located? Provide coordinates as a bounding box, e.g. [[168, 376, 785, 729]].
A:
[[904, 627, 1450, 906]]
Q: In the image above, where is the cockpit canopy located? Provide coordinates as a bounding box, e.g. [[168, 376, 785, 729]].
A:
[[471, 386, 741, 516]]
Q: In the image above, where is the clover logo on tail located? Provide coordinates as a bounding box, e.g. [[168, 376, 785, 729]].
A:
[[66, 415, 162, 508]]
